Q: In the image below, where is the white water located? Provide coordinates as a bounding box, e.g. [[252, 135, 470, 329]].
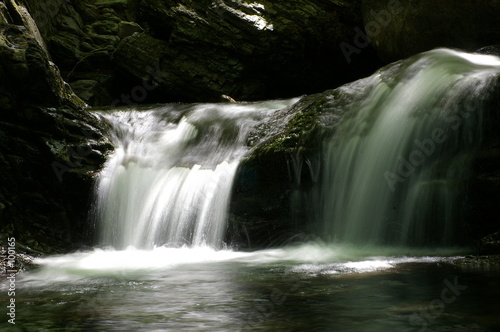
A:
[[94, 100, 297, 249], [22, 244, 464, 286], [321, 49, 500, 246]]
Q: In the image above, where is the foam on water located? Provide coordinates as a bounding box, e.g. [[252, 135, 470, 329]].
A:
[[17, 243, 466, 287]]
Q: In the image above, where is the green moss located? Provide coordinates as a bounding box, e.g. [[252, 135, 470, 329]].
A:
[[252, 93, 330, 160]]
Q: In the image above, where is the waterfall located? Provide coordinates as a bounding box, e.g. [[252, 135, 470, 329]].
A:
[[92, 49, 499, 251], [93, 100, 296, 250], [322, 49, 500, 246]]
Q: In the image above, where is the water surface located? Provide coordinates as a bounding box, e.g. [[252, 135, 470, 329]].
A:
[[3, 244, 500, 331]]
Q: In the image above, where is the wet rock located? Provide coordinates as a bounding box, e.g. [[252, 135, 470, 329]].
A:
[[112, 0, 381, 102], [453, 254, 500, 271], [0, 1, 113, 254], [1, 251, 36, 275], [8, 1, 384, 105], [230, 90, 344, 247], [0, 24, 84, 110], [477, 45, 500, 57], [117, 21, 142, 39], [0, 104, 112, 253], [478, 232, 500, 255]]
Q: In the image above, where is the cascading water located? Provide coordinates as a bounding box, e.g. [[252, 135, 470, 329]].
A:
[[93, 100, 297, 249], [93, 50, 500, 251], [14, 49, 500, 332], [321, 49, 500, 246]]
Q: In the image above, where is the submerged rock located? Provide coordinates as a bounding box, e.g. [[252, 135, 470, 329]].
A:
[[478, 232, 500, 255], [453, 255, 500, 270]]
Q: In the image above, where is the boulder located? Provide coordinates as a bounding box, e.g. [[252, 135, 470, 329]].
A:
[[362, 0, 500, 62], [117, 20, 142, 39], [479, 231, 500, 255], [229, 91, 339, 247], [229, 79, 371, 247]]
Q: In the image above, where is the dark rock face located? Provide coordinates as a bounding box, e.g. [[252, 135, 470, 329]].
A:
[[0, 107, 112, 253], [20, 0, 137, 106], [469, 77, 500, 248], [0, 0, 112, 253], [361, 0, 500, 62], [479, 231, 500, 255], [123, 0, 381, 102], [229, 91, 340, 247], [18, 0, 383, 105], [0, 23, 84, 111]]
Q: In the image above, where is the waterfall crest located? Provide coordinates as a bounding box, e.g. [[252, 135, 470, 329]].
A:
[[321, 49, 500, 246]]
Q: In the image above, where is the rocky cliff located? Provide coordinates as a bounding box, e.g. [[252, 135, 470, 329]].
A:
[[18, 0, 383, 105], [1, 0, 500, 255], [0, 0, 112, 254]]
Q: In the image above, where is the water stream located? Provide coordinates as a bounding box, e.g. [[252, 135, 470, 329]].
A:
[[321, 49, 500, 246], [94, 100, 296, 249]]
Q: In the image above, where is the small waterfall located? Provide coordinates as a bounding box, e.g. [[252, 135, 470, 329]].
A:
[[94, 100, 296, 249], [322, 49, 500, 246]]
